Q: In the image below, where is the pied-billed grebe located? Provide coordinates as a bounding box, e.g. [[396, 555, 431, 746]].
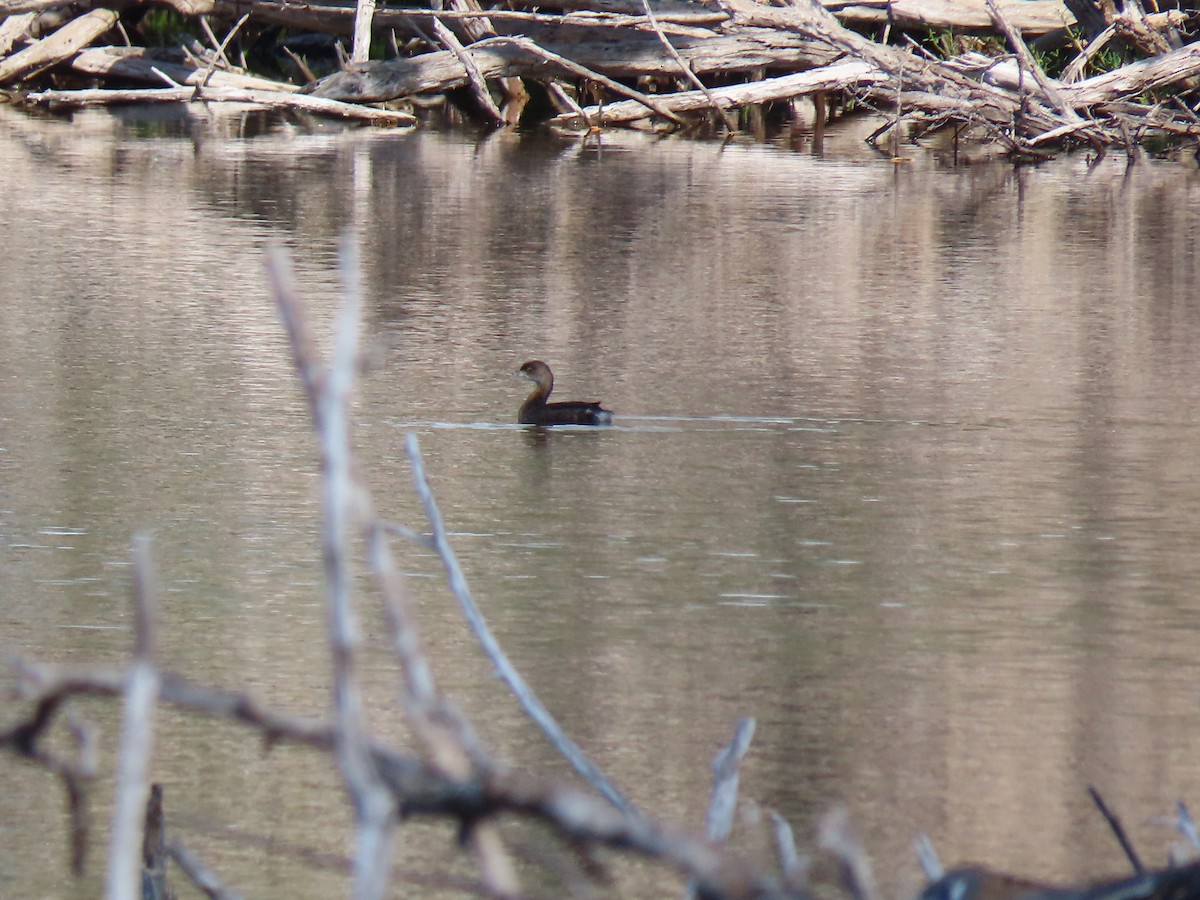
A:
[[517, 360, 613, 426]]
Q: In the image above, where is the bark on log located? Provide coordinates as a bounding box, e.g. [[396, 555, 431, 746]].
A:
[[72, 46, 304, 93], [0, 7, 117, 85]]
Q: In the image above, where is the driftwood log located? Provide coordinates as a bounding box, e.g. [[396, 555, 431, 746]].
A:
[[1, 0, 1199, 151]]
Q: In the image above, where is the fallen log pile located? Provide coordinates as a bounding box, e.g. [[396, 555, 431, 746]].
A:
[[1, 0, 1198, 151]]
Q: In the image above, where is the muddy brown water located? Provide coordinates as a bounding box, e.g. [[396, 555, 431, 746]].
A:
[[4, 105, 1200, 896]]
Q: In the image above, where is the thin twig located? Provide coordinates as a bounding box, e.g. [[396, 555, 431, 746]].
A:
[[168, 840, 244, 900], [9, 659, 789, 897], [405, 432, 643, 820], [984, 0, 1080, 124], [769, 812, 806, 887], [479, 35, 686, 125], [105, 534, 162, 900], [1178, 801, 1200, 851], [687, 717, 755, 898], [546, 80, 595, 128], [817, 806, 881, 900], [1062, 23, 1117, 84], [282, 45, 318, 84], [1089, 785, 1144, 874], [198, 12, 249, 90], [706, 717, 755, 842], [265, 240, 397, 900], [915, 833, 943, 882], [380, 520, 435, 549], [639, 0, 736, 131], [197, 15, 234, 68], [142, 784, 170, 900]]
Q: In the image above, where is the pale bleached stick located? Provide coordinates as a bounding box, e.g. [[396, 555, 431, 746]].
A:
[[266, 240, 396, 900], [705, 717, 755, 842], [168, 840, 244, 900], [639, 0, 736, 131], [268, 240, 518, 895], [480, 35, 685, 125], [197, 12, 250, 89], [28, 85, 415, 125], [0, 7, 118, 84], [431, 18, 505, 125], [818, 806, 881, 900], [769, 811, 806, 887], [915, 833, 942, 882], [405, 432, 643, 820], [352, 0, 377, 63], [687, 717, 755, 897], [105, 534, 162, 900]]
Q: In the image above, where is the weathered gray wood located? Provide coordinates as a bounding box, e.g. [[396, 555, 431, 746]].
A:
[[431, 16, 506, 123], [550, 59, 886, 125], [0, 0, 72, 13], [27, 83, 417, 124], [146, 0, 1076, 39], [0, 10, 35, 56], [72, 47, 302, 92], [156, 0, 730, 36], [985, 0, 1080, 122], [308, 27, 834, 101], [1062, 39, 1200, 105], [829, 0, 1072, 33], [0, 7, 117, 84]]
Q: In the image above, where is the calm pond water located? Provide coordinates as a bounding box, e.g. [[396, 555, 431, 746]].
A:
[[4, 103, 1200, 898]]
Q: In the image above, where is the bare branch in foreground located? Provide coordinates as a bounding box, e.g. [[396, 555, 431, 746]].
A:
[[7, 657, 798, 897], [268, 238, 519, 895], [639, 0, 737, 132], [1088, 785, 1143, 875], [431, 17, 506, 125], [688, 717, 756, 898], [142, 784, 170, 900], [267, 237, 398, 900], [706, 718, 757, 843], [168, 839, 244, 900], [817, 806, 880, 900], [4, 240, 816, 899], [770, 811, 807, 888], [405, 431, 643, 821], [105, 534, 162, 900]]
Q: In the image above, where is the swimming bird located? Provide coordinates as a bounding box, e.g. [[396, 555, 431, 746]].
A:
[[517, 360, 613, 426]]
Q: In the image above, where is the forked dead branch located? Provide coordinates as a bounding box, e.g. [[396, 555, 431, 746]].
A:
[[2, 0, 1200, 151], [6, 244, 1200, 897], [0, 239, 800, 899]]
